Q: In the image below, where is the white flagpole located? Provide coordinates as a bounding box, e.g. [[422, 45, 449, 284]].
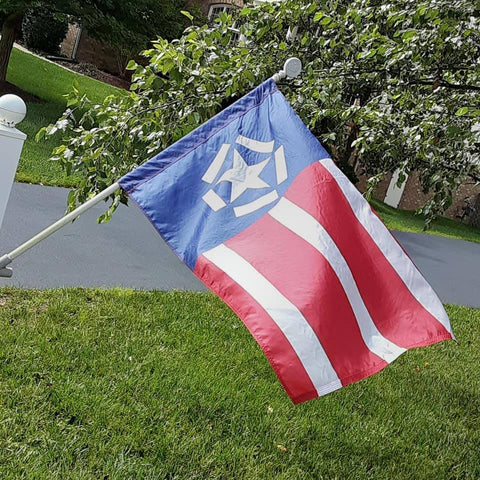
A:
[[0, 58, 302, 278], [0, 182, 120, 276]]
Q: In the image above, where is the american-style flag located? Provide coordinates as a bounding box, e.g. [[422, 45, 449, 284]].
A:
[[119, 79, 453, 404]]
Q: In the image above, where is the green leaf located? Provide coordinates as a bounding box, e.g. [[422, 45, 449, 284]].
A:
[[72, 80, 79, 95], [126, 60, 138, 71], [35, 127, 47, 143], [320, 16, 332, 26], [455, 107, 469, 116], [53, 145, 66, 155], [180, 10, 193, 21], [402, 30, 417, 41], [67, 97, 78, 107], [185, 31, 197, 42]]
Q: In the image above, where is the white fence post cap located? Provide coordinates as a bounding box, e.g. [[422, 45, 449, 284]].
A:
[[0, 93, 27, 234], [0, 94, 27, 128]]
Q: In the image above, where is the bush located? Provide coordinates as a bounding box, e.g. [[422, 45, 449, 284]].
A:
[[22, 8, 68, 56]]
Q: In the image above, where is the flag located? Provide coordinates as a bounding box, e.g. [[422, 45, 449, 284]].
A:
[[119, 79, 454, 404]]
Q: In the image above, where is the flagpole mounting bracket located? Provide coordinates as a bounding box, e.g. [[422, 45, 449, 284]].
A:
[[272, 57, 302, 83], [0, 268, 12, 278], [0, 254, 12, 277]]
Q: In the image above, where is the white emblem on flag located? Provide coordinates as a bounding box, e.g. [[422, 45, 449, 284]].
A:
[[202, 136, 287, 216]]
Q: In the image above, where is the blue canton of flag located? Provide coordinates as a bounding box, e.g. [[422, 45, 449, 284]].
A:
[[119, 80, 328, 269]]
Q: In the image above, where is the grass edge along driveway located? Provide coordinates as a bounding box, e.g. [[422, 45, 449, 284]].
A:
[[371, 199, 480, 244]]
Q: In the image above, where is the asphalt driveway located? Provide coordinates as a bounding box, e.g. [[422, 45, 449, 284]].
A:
[[1, 182, 479, 307]]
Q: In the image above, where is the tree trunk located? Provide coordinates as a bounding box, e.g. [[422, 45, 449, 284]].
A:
[[0, 13, 24, 82]]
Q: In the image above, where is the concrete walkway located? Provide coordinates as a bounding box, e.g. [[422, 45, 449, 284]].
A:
[[1, 182, 479, 307]]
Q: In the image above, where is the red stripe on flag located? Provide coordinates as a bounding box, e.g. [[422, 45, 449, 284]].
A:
[[194, 255, 319, 404], [285, 162, 451, 348], [224, 214, 389, 387]]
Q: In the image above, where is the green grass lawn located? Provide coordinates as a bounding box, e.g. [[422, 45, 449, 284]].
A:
[[371, 199, 480, 244], [7, 48, 120, 187], [0, 288, 478, 479]]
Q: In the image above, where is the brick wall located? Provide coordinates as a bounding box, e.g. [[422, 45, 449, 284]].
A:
[[75, 34, 121, 76], [61, 26, 124, 76], [399, 171, 480, 221], [355, 170, 393, 201], [472, 195, 480, 228], [397, 172, 429, 211], [355, 166, 479, 226]]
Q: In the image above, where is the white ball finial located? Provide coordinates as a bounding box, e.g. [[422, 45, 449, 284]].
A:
[[271, 57, 303, 83], [0, 94, 27, 128], [283, 57, 302, 79]]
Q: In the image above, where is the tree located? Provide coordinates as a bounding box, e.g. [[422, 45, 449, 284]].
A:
[[71, 0, 192, 77], [22, 7, 69, 55], [39, 0, 480, 224], [0, 0, 189, 82], [0, 2, 28, 82]]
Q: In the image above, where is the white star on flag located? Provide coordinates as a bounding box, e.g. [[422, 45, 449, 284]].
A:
[[218, 149, 270, 202]]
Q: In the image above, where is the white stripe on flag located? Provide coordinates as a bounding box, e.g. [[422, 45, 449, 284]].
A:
[[203, 244, 342, 396], [235, 135, 274, 153], [202, 189, 227, 212], [274, 146, 288, 184], [202, 144, 230, 184], [234, 191, 279, 217], [269, 198, 406, 363], [320, 158, 453, 336]]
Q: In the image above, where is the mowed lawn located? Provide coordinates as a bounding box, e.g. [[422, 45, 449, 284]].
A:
[[0, 288, 478, 479], [6, 48, 120, 187], [371, 199, 480, 245]]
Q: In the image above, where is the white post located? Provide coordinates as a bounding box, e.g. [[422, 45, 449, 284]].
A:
[[384, 169, 408, 209], [0, 94, 27, 231]]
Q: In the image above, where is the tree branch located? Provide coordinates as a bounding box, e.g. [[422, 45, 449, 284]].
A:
[[408, 79, 480, 92], [414, 157, 480, 183]]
